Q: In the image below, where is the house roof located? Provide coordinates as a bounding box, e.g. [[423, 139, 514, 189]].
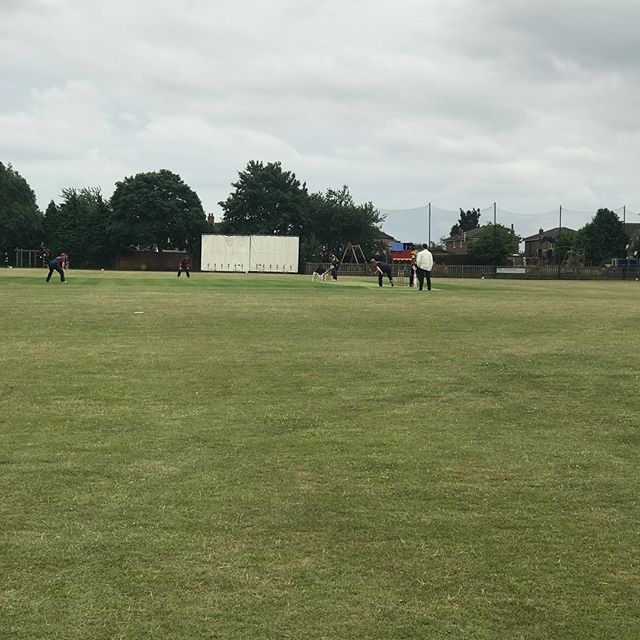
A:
[[521, 223, 640, 241], [625, 222, 640, 237], [522, 227, 576, 242], [378, 230, 397, 241], [444, 226, 484, 242]]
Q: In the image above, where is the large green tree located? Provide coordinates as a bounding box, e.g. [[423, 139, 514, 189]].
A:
[[578, 208, 627, 266], [45, 188, 114, 267], [306, 186, 386, 262], [468, 224, 519, 265], [0, 162, 44, 254], [219, 161, 386, 266], [110, 170, 206, 251], [450, 207, 481, 236], [219, 161, 309, 236]]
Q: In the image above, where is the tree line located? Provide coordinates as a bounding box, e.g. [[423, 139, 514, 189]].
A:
[[0, 160, 387, 269], [1, 159, 636, 269]]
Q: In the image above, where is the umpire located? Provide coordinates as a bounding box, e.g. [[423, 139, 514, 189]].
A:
[[415, 243, 433, 291]]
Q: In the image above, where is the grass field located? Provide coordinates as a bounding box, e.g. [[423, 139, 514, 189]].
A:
[[1, 269, 639, 639]]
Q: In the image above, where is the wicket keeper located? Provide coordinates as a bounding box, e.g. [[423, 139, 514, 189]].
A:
[[177, 257, 190, 278]]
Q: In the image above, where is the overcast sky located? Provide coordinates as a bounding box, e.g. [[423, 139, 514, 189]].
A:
[[3, 0, 640, 242]]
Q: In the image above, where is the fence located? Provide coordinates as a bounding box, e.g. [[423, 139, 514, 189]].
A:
[[442, 265, 640, 280], [13, 250, 48, 268], [115, 251, 187, 271], [305, 263, 640, 281]]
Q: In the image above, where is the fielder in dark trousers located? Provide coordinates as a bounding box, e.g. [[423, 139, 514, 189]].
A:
[[177, 257, 190, 278], [45, 252, 67, 283], [370, 259, 394, 287], [330, 254, 339, 281]]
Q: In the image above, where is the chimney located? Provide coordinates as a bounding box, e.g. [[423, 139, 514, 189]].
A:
[[207, 213, 215, 225]]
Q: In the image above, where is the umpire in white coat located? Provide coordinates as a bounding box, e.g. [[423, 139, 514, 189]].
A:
[[415, 243, 433, 291]]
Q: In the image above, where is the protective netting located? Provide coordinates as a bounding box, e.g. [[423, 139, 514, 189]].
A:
[[379, 204, 635, 244]]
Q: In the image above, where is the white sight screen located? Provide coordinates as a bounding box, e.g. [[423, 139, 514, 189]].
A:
[[201, 235, 299, 273]]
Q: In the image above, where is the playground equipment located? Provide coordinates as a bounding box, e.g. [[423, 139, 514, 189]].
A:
[[339, 242, 367, 265], [561, 249, 585, 269]]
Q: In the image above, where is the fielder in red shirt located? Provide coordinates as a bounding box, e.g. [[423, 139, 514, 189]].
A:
[[45, 252, 67, 283], [177, 257, 190, 278]]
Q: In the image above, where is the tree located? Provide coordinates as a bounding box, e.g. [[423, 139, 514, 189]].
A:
[[45, 188, 114, 267], [0, 162, 44, 254], [450, 207, 481, 236], [219, 162, 387, 266], [306, 186, 386, 262], [219, 161, 309, 236], [579, 208, 627, 266], [468, 224, 519, 265], [110, 170, 206, 251], [554, 229, 578, 264]]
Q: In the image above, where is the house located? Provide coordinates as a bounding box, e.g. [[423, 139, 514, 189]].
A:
[[443, 227, 485, 255], [378, 230, 397, 253], [523, 227, 576, 261], [625, 222, 640, 242]]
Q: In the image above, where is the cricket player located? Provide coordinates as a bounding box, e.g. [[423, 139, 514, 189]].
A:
[[415, 243, 434, 291], [312, 264, 327, 281], [45, 252, 67, 283], [330, 254, 339, 281], [177, 257, 190, 278], [370, 259, 394, 287]]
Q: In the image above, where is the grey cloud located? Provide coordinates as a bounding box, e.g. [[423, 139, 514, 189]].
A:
[[491, 1, 640, 71], [2, 0, 640, 243]]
